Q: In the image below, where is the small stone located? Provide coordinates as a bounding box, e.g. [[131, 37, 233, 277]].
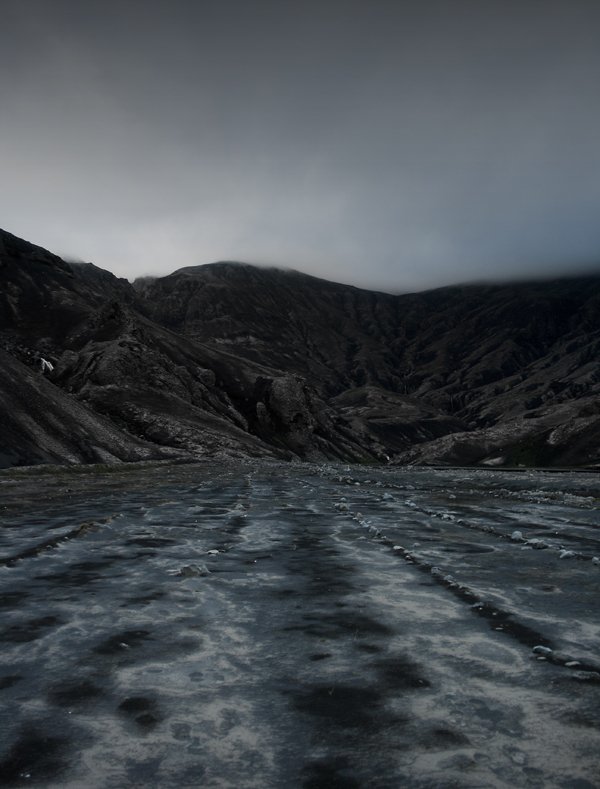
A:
[[532, 645, 553, 655], [526, 538, 548, 549], [559, 550, 576, 560], [176, 563, 210, 577], [511, 530, 523, 541]]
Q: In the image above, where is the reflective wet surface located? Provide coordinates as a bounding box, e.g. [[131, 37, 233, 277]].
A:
[[0, 461, 599, 787]]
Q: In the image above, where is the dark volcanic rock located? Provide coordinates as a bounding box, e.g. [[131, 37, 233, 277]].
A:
[[69, 260, 136, 304], [136, 262, 600, 466], [0, 230, 132, 348], [1, 229, 378, 464], [51, 302, 281, 460], [50, 300, 378, 462], [3, 226, 600, 467], [134, 262, 403, 395], [0, 230, 88, 347], [0, 349, 176, 468]]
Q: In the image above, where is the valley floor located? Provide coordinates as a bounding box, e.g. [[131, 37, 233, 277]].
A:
[[0, 461, 599, 787]]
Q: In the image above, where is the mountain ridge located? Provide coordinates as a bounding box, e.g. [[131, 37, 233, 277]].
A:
[[2, 226, 600, 468]]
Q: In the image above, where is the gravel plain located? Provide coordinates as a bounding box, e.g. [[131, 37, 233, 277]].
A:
[[0, 460, 599, 788]]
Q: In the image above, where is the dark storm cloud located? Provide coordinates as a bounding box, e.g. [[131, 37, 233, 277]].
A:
[[1, 0, 600, 291]]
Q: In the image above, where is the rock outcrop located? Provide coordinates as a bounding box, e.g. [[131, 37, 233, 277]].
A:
[[0, 349, 177, 467]]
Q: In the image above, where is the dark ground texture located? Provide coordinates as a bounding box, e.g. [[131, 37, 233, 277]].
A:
[[0, 461, 599, 787]]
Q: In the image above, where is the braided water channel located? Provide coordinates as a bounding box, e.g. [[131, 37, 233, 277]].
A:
[[0, 461, 599, 787]]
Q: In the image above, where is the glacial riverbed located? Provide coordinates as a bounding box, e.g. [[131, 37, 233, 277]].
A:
[[0, 461, 599, 788]]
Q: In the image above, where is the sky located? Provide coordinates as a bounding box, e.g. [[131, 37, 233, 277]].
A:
[[2, 0, 600, 293]]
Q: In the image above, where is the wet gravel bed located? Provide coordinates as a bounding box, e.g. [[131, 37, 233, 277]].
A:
[[0, 460, 599, 787]]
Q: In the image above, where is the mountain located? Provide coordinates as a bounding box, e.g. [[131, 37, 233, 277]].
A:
[[135, 262, 600, 466], [0, 230, 382, 466], [2, 226, 600, 468]]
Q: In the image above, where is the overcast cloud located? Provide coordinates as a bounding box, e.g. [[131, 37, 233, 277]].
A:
[[1, 0, 600, 292]]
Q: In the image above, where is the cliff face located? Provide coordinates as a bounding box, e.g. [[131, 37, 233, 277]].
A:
[[2, 226, 600, 468]]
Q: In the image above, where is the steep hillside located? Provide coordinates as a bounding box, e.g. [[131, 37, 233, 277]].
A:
[[137, 263, 600, 466], [0, 348, 177, 467], [0, 229, 382, 466], [0, 230, 133, 346], [52, 300, 378, 462], [135, 263, 402, 394], [2, 225, 600, 468]]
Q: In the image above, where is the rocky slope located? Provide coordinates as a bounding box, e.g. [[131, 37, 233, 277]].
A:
[[2, 226, 600, 468], [136, 263, 600, 467], [0, 348, 180, 468], [0, 230, 382, 466]]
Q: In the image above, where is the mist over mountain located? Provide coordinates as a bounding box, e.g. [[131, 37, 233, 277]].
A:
[[2, 226, 600, 469]]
